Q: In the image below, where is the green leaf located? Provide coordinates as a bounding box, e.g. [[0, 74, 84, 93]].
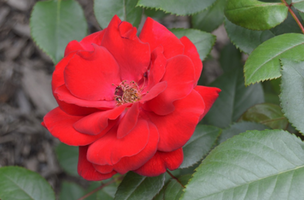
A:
[[30, 0, 87, 64], [181, 129, 304, 200], [219, 121, 268, 143], [170, 29, 216, 61], [180, 125, 221, 169], [192, 0, 226, 32], [224, 0, 288, 30], [115, 172, 165, 200], [55, 142, 78, 176], [224, 18, 275, 54], [137, 0, 217, 15], [144, 8, 168, 19], [59, 181, 85, 200], [280, 59, 304, 134], [219, 42, 242, 73], [244, 33, 304, 85], [86, 181, 118, 200], [163, 175, 191, 200], [94, 0, 143, 29], [0, 166, 55, 200], [204, 67, 264, 128], [293, 0, 304, 13], [239, 103, 288, 129]]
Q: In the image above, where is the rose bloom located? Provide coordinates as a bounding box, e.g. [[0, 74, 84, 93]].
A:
[[42, 15, 220, 181]]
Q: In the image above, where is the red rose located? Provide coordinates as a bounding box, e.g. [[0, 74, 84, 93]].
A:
[[43, 15, 220, 181]]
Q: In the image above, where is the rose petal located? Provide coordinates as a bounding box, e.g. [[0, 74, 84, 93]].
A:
[[78, 146, 116, 181], [94, 121, 159, 174], [93, 164, 114, 174], [180, 36, 202, 87], [117, 103, 140, 139], [87, 119, 149, 165], [64, 45, 121, 101], [100, 15, 150, 82], [145, 55, 195, 115], [146, 90, 205, 152], [134, 148, 183, 177], [43, 107, 103, 146], [140, 81, 167, 103], [74, 105, 128, 135], [140, 17, 184, 59], [195, 85, 221, 119]]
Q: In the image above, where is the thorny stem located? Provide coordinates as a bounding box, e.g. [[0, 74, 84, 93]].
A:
[[282, 0, 304, 34], [77, 176, 123, 200], [166, 170, 185, 188]]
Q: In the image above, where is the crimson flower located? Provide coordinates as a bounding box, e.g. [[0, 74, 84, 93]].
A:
[[42, 15, 220, 181]]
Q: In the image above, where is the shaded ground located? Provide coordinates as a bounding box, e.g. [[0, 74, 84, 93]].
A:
[[0, 0, 224, 196]]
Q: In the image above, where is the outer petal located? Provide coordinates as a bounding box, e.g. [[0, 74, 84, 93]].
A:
[[134, 148, 183, 177], [146, 90, 205, 152], [101, 15, 150, 82], [78, 146, 116, 181], [94, 122, 159, 174], [139, 17, 184, 59], [180, 36, 202, 87], [74, 105, 128, 135], [145, 55, 195, 115], [117, 103, 140, 139], [55, 85, 116, 109], [87, 119, 149, 165], [195, 86, 221, 119], [64, 45, 121, 101], [43, 107, 103, 146]]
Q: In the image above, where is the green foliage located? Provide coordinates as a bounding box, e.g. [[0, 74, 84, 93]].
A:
[[244, 33, 304, 85], [115, 172, 165, 200], [30, 0, 87, 63], [59, 181, 85, 200], [86, 181, 118, 200], [181, 130, 304, 200], [171, 29, 216, 61], [224, 18, 275, 54], [192, 0, 226, 32], [137, 0, 217, 15], [293, 0, 304, 13], [94, 0, 143, 29], [205, 67, 264, 128], [180, 125, 221, 169], [0, 166, 55, 200], [219, 121, 268, 143], [225, 0, 288, 30], [219, 42, 242, 72], [280, 59, 304, 134], [240, 103, 288, 129], [55, 142, 79, 176]]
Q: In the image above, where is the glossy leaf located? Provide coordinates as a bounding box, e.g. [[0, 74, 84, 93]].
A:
[[180, 125, 221, 169], [0, 166, 55, 200], [171, 29, 216, 61], [280, 59, 304, 134], [192, 0, 226, 32], [181, 130, 304, 200], [86, 181, 117, 200], [55, 143, 78, 176], [163, 175, 191, 200], [240, 103, 288, 129], [59, 181, 85, 200], [225, 0, 288, 30], [219, 42, 242, 73], [30, 0, 87, 63], [205, 67, 264, 128], [244, 33, 304, 85], [224, 18, 275, 54], [94, 0, 143, 29], [219, 121, 268, 143], [137, 0, 217, 15], [115, 172, 165, 200], [293, 0, 304, 12]]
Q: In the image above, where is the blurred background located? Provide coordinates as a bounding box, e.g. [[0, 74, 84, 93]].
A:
[[0, 0, 226, 193]]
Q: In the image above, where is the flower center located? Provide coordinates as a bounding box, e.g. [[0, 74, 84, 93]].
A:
[[114, 80, 141, 105]]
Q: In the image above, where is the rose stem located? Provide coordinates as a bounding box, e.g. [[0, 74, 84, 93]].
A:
[[77, 176, 123, 200], [281, 0, 304, 34], [166, 170, 185, 188]]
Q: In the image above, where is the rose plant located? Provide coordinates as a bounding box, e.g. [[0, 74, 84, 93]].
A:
[[42, 15, 220, 180]]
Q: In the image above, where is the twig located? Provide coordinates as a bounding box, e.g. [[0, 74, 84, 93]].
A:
[[166, 170, 185, 188], [282, 0, 304, 34]]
